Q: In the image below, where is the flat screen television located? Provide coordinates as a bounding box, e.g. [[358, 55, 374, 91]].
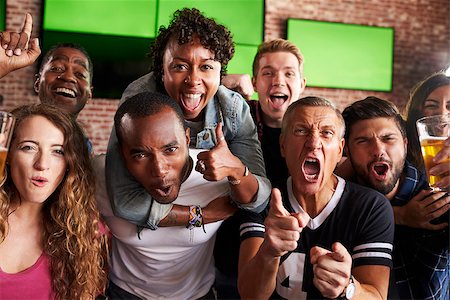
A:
[[42, 0, 264, 98], [0, 0, 5, 31], [287, 19, 394, 92]]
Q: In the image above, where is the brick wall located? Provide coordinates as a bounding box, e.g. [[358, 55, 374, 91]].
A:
[[264, 0, 450, 111], [0, 0, 448, 153]]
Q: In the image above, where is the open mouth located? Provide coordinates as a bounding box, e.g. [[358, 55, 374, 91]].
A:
[[269, 93, 288, 109], [154, 185, 172, 197], [371, 162, 390, 180], [303, 158, 320, 181], [181, 93, 202, 112], [31, 177, 48, 187], [55, 87, 76, 98]]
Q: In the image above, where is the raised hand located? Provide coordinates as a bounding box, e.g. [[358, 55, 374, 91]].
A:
[[0, 13, 41, 78], [196, 122, 245, 181], [310, 242, 353, 299], [260, 189, 309, 258], [221, 73, 255, 100]]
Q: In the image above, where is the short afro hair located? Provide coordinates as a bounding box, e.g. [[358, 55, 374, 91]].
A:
[[149, 8, 235, 90], [114, 92, 186, 145]]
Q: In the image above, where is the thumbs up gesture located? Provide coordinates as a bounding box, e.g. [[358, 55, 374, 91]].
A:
[[310, 242, 353, 298], [196, 122, 244, 181], [260, 189, 310, 258]]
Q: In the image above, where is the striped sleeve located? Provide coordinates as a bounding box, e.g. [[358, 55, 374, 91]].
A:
[[352, 242, 393, 265], [352, 193, 395, 268], [238, 210, 266, 241]]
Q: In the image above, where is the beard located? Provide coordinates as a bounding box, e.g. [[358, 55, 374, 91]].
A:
[[352, 155, 406, 195]]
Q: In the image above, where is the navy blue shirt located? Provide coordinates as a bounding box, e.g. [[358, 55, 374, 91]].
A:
[[239, 177, 394, 299]]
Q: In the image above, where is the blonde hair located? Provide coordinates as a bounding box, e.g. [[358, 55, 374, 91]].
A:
[[252, 38, 304, 77], [0, 104, 107, 299]]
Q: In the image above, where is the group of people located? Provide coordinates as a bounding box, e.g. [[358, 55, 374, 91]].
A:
[[0, 9, 448, 300]]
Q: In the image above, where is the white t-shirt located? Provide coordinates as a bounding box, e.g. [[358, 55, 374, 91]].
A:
[[94, 149, 230, 299]]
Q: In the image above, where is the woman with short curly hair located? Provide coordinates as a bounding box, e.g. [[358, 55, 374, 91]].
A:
[[0, 104, 107, 299]]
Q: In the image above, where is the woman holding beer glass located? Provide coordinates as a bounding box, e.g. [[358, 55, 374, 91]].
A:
[[405, 71, 450, 189], [399, 71, 450, 230], [0, 104, 106, 299]]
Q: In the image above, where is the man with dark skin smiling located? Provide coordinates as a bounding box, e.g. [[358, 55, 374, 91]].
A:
[[0, 14, 93, 118], [34, 43, 93, 117]]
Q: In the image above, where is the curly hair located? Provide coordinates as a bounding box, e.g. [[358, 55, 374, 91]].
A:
[[0, 104, 106, 299], [404, 71, 450, 170], [149, 7, 235, 91]]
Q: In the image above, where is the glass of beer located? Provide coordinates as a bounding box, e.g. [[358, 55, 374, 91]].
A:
[[0, 111, 15, 175], [416, 113, 450, 191]]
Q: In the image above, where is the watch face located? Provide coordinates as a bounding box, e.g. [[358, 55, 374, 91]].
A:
[[346, 283, 356, 299]]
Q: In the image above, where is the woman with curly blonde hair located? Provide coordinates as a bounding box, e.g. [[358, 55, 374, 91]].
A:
[[0, 104, 107, 299]]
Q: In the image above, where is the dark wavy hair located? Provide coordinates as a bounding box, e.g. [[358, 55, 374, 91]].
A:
[[342, 96, 406, 142], [0, 104, 106, 299], [405, 71, 450, 170], [149, 8, 235, 91]]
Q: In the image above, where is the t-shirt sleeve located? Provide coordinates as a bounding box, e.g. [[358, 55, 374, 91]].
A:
[[351, 190, 395, 269], [238, 209, 266, 242]]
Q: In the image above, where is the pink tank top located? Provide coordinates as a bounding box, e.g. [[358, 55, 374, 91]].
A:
[[0, 252, 56, 300]]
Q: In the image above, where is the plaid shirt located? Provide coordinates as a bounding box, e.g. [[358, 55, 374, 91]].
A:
[[390, 162, 449, 300]]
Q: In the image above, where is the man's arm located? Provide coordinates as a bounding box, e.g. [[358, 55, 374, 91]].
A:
[[238, 237, 278, 299], [238, 189, 308, 298], [218, 87, 271, 212], [0, 13, 40, 79], [159, 195, 237, 226], [353, 265, 391, 299]]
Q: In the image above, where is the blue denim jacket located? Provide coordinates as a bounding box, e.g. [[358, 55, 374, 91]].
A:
[[105, 73, 271, 229]]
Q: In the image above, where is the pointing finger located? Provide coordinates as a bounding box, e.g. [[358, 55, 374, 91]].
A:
[[310, 246, 331, 265], [21, 13, 33, 48], [269, 188, 290, 217], [330, 242, 350, 262]]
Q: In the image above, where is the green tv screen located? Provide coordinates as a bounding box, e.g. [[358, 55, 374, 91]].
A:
[[287, 19, 394, 92], [43, 0, 157, 38], [42, 0, 264, 98]]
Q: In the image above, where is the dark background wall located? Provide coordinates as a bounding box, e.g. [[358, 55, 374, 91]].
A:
[[0, 0, 448, 153]]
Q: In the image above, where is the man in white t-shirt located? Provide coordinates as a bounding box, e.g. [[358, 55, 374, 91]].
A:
[[94, 91, 236, 299]]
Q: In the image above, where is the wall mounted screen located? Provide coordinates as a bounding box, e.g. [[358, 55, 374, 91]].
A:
[[287, 19, 394, 92], [42, 0, 264, 98], [0, 0, 5, 31]]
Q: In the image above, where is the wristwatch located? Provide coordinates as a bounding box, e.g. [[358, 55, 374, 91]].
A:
[[338, 275, 355, 299]]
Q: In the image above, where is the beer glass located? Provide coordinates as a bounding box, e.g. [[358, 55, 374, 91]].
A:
[[0, 112, 15, 175], [416, 113, 450, 191]]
